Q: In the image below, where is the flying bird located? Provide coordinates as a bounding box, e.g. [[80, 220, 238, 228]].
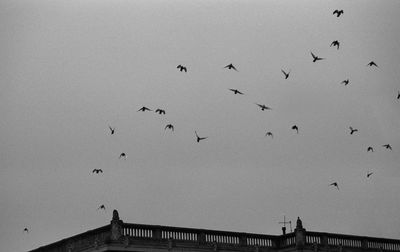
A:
[[367, 172, 374, 178], [367, 61, 378, 67], [292, 125, 299, 134], [138, 106, 152, 112], [108, 126, 115, 135], [119, 153, 126, 159], [341, 79, 349, 86], [165, 124, 174, 131], [92, 169, 103, 174], [329, 182, 339, 190], [224, 63, 238, 71], [177, 65, 187, 72], [330, 40, 340, 50], [256, 103, 271, 111], [311, 51, 325, 62], [367, 147, 374, 152], [98, 205, 106, 211], [333, 9, 344, 17], [281, 69, 290, 79], [382, 144, 392, 150], [229, 89, 244, 95], [349, 127, 358, 135], [195, 131, 208, 143], [23, 228, 29, 233], [155, 109, 166, 115], [397, 91, 400, 100], [265, 132, 273, 138]]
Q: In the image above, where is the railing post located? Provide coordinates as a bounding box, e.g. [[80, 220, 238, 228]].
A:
[[295, 217, 306, 249], [240, 233, 247, 246], [153, 228, 161, 240], [110, 209, 124, 241], [321, 235, 328, 250], [198, 232, 206, 244], [362, 239, 368, 250]]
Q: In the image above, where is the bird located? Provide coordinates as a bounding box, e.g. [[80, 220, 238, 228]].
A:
[[341, 79, 349, 86], [382, 144, 392, 150], [367, 61, 378, 67], [367, 146, 374, 152], [256, 103, 271, 111], [138, 106, 152, 112], [23, 228, 29, 233], [330, 40, 340, 50], [108, 126, 115, 135], [119, 153, 126, 159], [311, 51, 325, 62], [265, 132, 273, 138], [92, 169, 103, 174], [195, 131, 208, 143], [224, 63, 238, 71], [292, 125, 299, 134], [367, 172, 374, 178], [349, 127, 358, 135], [177, 65, 187, 72], [98, 205, 106, 211], [329, 182, 339, 190], [165, 124, 174, 131], [155, 109, 166, 115], [281, 69, 290, 79], [229, 89, 244, 95], [333, 9, 344, 17], [397, 91, 400, 100]]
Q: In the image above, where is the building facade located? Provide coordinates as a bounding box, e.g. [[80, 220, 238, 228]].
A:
[[29, 210, 400, 252]]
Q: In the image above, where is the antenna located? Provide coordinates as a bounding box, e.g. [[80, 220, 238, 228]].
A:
[[278, 215, 292, 234]]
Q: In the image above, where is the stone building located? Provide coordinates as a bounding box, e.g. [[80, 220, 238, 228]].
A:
[[29, 210, 400, 252]]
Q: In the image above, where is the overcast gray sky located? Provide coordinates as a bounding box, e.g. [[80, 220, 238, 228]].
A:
[[1, 0, 400, 251]]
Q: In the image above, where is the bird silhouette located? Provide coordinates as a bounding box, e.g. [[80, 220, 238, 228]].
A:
[[119, 153, 126, 159], [292, 125, 299, 134], [177, 65, 187, 72], [349, 127, 358, 135], [265, 132, 273, 138], [330, 40, 340, 49], [311, 51, 325, 62], [367, 172, 374, 178], [333, 9, 344, 17], [382, 144, 392, 150], [229, 89, 244, 95], [341, 79, 349, 86], [108, 126, 115, 135], [155, 109, 166, 115], [256, 103, 271, 111], [281, 69, 290, 79], [138, 106, 152, 112], [98, 205, 106, 211], [367, 61, 378, 67], [165, 124, 174, 131], [224, 63, 238, 71], [92, 169, 103, 174], [367, 146, 374, 152], [23, 228, 29, 233], [397, 91, 400, 100], [195, 131, 208, 142], [329, 182, 339, 190]]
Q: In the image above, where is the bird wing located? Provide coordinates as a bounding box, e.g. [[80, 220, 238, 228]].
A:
[[333, 10, 338, 14], [281, 69, 287, 76], [231, 65, 238, 71], [311, 51, 316, 58], [237, 90, 243, 94]]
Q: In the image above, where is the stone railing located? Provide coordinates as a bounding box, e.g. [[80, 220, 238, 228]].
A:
[[122, 223, 278, 248], [306, 231, 400, 251]]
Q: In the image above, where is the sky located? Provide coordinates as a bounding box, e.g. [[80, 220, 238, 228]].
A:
[[1, 0, 400, 251]]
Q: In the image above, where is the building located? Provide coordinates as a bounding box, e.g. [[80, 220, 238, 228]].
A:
[[29, 210, 400, 252]]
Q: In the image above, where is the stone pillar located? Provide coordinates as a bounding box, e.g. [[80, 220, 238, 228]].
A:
[[295, 217, 306, 249], [110, 209, 124, 241]]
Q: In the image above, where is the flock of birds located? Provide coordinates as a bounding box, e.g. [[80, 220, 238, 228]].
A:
[[23, 8, 398, 234]]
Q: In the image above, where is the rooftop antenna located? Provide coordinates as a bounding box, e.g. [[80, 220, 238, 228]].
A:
[[278, 215, 292, 234]]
